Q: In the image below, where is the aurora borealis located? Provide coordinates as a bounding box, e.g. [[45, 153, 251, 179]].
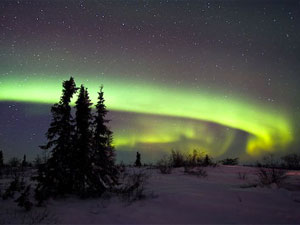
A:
[[0, 0, 299, 162]]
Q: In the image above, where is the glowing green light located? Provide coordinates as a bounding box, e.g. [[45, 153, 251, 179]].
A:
[[0, 75, 294, 155]]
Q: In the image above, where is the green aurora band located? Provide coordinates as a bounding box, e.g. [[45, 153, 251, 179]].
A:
[[0, 76, 294, 156]]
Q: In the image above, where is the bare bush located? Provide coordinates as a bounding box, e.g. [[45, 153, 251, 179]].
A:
[[237, 172, 247, 180], [184, 166, 207, 177], [240, 183, 258, 189], [185, 150, 203, 167], [116, 169, 152, 203], [170, 149, 215, 168], [116, 161, 126, 173], [256, 154, 287, 186], [0, 208, 56, 224], [8, 157, 21, 168], [15, 185, 33, 211], [281, 153, 300, 170], [157, 156, 172, 174], [219, 158, 239, 165], [171, 150, 186, 167], [2, 175, 26, 200], [257, 167, 287, 186], [2, 173, 35, 211], [21, 208, 57, 224]]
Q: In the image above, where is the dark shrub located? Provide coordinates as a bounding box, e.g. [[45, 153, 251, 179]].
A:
[[15, 185, 33, 211], [8, 157, 21, 168], [2, 175, 25, 200], [157, 156, 172, 174], [257, 167, 287, 186], [281, 153, 300, 170], [171, 150, 186, 167], [237, 172, 247, 180], [168, 150, 215, 168], [117, 169, 151, 203], [256, 155, 287, 186], [220, 158, 239, 165], [184, 166, 207, 177]]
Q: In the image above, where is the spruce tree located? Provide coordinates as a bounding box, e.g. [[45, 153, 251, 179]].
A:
[[35, 79, 119, 199], [74, 85, 94, 195], [203, 154, 211, 166], [92, 86, 118, 188], [135, 152, 142, 167], [36, 77, 77, 196], [21, 154, 27, 168]]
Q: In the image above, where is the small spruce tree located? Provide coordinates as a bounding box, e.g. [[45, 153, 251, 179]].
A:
[[21, 154, 27, 168], [135, 152, 142, 167], [15, 185, 33, 211], [203, 154, 212, 166]]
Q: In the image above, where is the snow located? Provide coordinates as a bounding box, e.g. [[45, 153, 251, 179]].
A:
[[1, 165, 300, 224]]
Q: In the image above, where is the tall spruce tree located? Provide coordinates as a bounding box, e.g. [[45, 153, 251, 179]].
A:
[[74, 85, 95, 195], [36, 77, 77, 196], [93, 86, 118, 188]]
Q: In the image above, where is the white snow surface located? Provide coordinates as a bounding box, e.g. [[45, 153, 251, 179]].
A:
[[1, 165, 300, 224]]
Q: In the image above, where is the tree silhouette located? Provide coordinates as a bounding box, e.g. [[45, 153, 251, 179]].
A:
[[73, 85, 94, 195], [8, 157, 20, 168], [203, 154, 212, 166], [21, 154, 27, 168], [92, 86, 118, 188], [36, 77, 77, 196], [135, 152, 142, 167], [35, 78, 118, 199]]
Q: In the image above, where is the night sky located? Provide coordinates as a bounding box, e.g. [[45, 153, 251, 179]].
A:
[[0, 0, 300, 163]]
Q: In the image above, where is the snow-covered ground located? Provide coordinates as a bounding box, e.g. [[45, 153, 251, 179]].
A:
[[1, 165, 300, 224]]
